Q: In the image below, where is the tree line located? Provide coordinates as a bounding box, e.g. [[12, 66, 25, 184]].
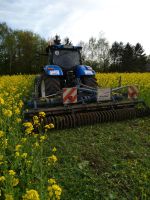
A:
[[80, 35, 149, 72], [0, 22, 47, 74], [0, 22, 149, 74]]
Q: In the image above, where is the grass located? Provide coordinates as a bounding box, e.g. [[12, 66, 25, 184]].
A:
[[45, 118, 150, 200]]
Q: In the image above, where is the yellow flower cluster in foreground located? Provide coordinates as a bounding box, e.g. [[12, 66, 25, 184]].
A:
[[22, 189, 40, 200], [48, 179, 62, 200], [0, 75, 61, 200]]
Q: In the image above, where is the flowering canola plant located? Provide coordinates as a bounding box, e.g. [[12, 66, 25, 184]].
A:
[[0, 75, 62, 200]]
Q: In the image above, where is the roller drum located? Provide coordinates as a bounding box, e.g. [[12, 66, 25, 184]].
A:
[[43, 106, 150, 129]]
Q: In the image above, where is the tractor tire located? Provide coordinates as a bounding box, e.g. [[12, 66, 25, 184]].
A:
[[82, 76, 98, 88], [34, 75, 42, 98], [34, 75, 61, 98], [40, 75, 61, 97]]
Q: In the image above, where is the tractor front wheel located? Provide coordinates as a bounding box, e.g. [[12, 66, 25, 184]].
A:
[[82, 76, 98, 88]]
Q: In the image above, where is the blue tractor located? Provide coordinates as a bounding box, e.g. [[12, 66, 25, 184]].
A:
[[34, 35, 97, 99], [25, 35, 150, 129]]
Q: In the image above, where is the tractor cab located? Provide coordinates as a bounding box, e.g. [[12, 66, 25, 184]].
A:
[[46, 36, 82, 70]]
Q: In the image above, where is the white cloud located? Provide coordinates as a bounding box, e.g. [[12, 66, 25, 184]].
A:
[[0, 0, 150, 54]]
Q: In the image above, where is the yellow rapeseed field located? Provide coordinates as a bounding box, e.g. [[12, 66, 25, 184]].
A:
[[0, 73, 150, 199], [0, 75, 61, 200]]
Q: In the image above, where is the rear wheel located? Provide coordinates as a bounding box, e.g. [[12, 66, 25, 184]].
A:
[[34, 75, 41, 98], [82, 76, 98, 88], [34, 75, 61, 97]]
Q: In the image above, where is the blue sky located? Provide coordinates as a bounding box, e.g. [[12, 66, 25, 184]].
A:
[[0, 0, 150, 54]]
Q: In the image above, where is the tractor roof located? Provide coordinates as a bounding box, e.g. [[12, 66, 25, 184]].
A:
[[50, 44, 82, 51], [46, 44, 82, 53]]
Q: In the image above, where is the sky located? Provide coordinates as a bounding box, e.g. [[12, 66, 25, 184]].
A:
[[0, 0, 150, 54]]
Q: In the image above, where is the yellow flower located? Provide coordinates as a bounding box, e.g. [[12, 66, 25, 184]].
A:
[[48, 155, 58, 163], [0, 161, 4, 165], [48, 178, 56, 185], [44, 124, 49, 129], [52, 184, 62, 199], [33, 116, 38, 120], [4, 92, 9, 96], [55, 191, 61, 199], [15, 151, 20, 157], [21, 137, 27, 143], [15, 93, 20, 99], [25, 127, 34, 135], [16, 118, 22, 123], [0, 176, 5, 182], [34, 120, 40, 126], [14, 108, 20, 115], [39, 111, 46, 118], [2, 138, 8, 147], [23, 122, 34, 134], [0, 130, 4, 138], [44, 123, 54, 131], [47, 184, 62, 199], [21, 153, 28, 159], [0, 154, 3, 160], [5, 194, 14, 200], [18, 100, 24, 108], [33, 116, 40, 126], [49, 123, 54, 129], [22, 189, 40, 200], [0, 97, 4, 105], [8, 170, 16, 176], [40, 135, 47, 142], [15, 144, 22, 151], [3, 109, 12, 117], [0, 155, 4, 164], [52, 184, 62, 192], [11, 87, 16, 92], [23, 122, 33, 127], [47, 186, 52, 191], [12, 178, 19, 186], [47, 186, 53, 197], [52, 147, 57, 152], [26, 160, 32, 167], [34, 142, 40, 148]]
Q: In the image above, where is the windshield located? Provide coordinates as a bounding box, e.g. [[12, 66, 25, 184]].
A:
[[52, 50, 80, 69]]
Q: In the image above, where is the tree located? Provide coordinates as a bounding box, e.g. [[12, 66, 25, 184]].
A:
[[0, 22, 47, 74], [122, 43, 134, 72], [14, 30, 47, 73], [88, 37, 97, 60], [109, 42, 124, 72], [133, 43, 147, 71], [0, 22, 16, 74], [96, 36, 110, 71], [79, 40, 89, 61], [79, 34, 110, 71], [0, 22, 148, 74], [109, 42, 147, 72]]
